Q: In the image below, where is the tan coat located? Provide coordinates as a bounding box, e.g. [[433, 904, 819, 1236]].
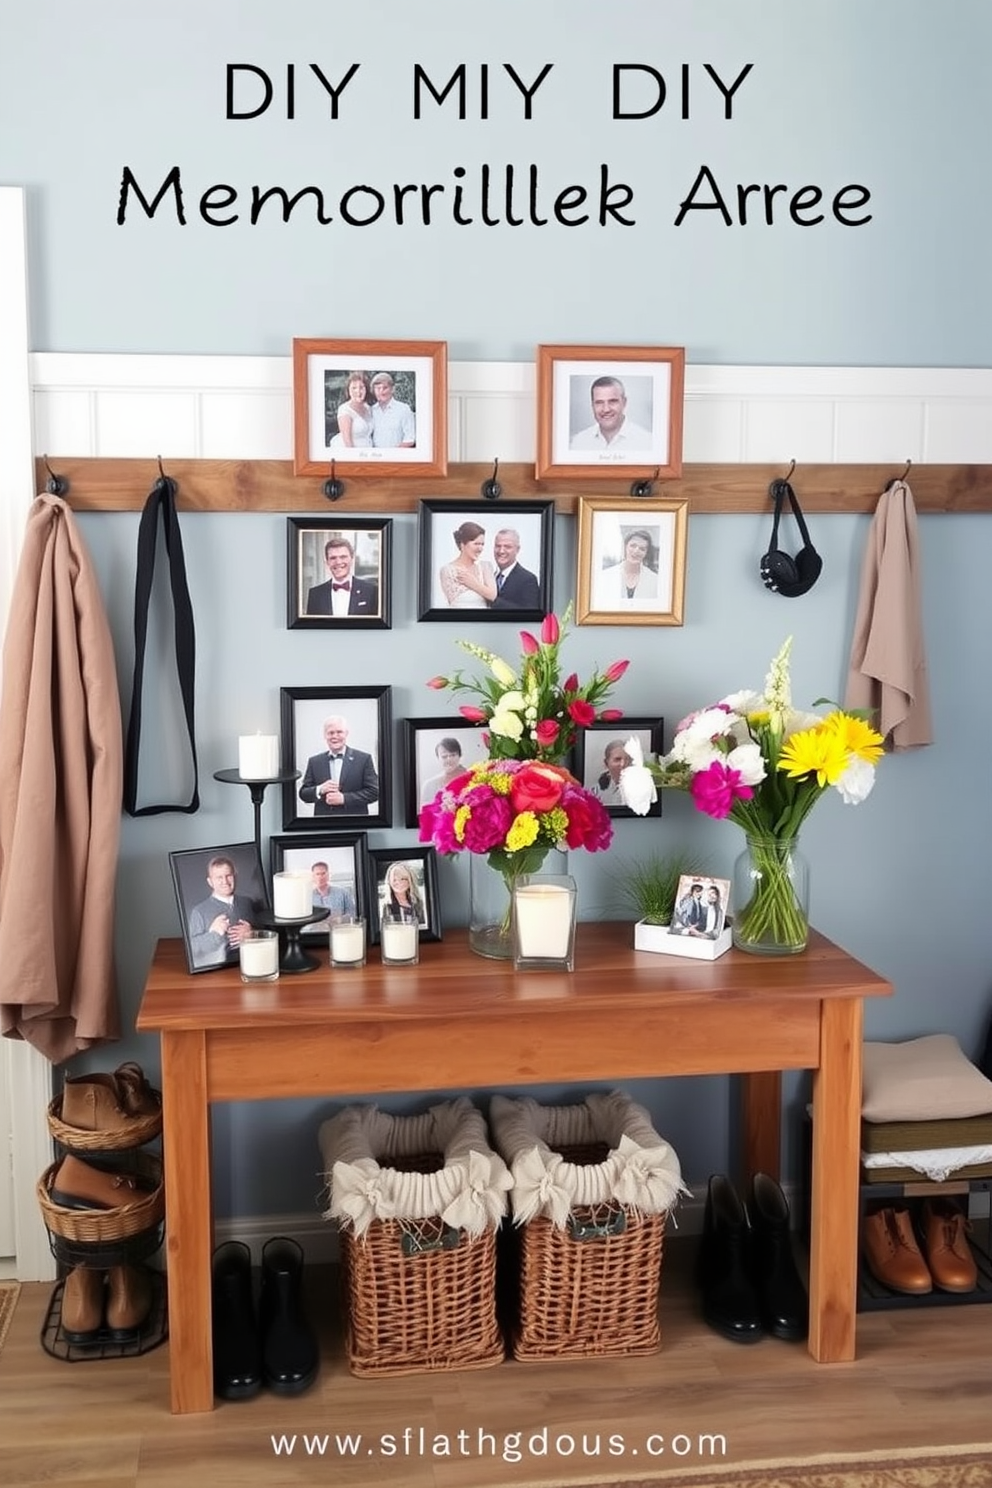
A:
[[0, 495, 122, 1061]]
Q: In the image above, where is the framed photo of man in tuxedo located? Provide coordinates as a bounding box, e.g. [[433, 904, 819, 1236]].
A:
[[287, 517, 392, 630], [280, 685, 392, 831]]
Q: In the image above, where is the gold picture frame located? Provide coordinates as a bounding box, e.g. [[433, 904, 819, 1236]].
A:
[[536, 343, 685, 482], [576, 496, 688, 627], [292, 338, 447, 479]]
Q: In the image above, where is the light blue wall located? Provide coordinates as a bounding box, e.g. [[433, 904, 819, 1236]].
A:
[[4, 4, 992, 1212]]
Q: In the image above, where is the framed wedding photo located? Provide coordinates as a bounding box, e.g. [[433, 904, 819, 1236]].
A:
[[286, 517, 392, 630], [576, 497, 689, 627], [535, 343, 685, 482], [169, 842, 269, 975], [280, 684, 392, 831], [366, 845, 442, 945], [402, 716, 491, 827], [575, 717, 664, 820], [417, 498, 554, 622], [292, 338, 447, 479], [269, 832, 370, 938]]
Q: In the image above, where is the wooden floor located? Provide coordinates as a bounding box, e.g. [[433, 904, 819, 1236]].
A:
[[1, 1242, 990, 1488]]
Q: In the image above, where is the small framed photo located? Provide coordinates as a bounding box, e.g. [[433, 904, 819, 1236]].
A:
[[292, 338, 447, 479], [168, 842, 269, 975], [669, 874, 732, 941], [286, 517, 392, 630], [402, 717, 491, 827], [269, 833, 370, 937], [366, 846, 442, 945], [536, 343, 685, 481], [576, 497, 688, 627], [575, 718, 664, 819], [280, 685, 392, 831], [417, 499, 554, 621]]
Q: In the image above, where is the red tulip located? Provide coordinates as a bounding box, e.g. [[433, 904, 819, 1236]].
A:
[[459, 705, 488, 722], [562, 673, 579, 694], [426, 675, 448, 690], [604, 659, 630, 683], [540, 613, 560, 645], [599, 708, 624, 722], [519, 631, 539, 656]]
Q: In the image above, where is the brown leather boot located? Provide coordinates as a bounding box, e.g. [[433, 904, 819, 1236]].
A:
[[61, 1062, 160, 1133], [862, 1207, 932, 1294], [921, 1200, 978, 1293], [50, 1153, 155, 1211], [105, 1265, 153, 1339], [61, 1267, 105, 1344]]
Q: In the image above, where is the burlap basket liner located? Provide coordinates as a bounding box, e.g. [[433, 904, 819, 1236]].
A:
[[489, 1091, 686, 1362], [319, 1098, 511, 1376]]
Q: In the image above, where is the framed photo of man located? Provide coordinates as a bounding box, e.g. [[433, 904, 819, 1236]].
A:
[[292, 338, 447, 479], [169, 842, 269, 975], [402, 716, 490, 827], [417, 499, 554, 622], [286, 517, 392, 630], [536, 344, 685, 482], [280, 685, 392, 831], [576, 497, 688, 627], [269, 833, 370, 938], [366, 846, 442, 945], [575, 717, 664, 820]]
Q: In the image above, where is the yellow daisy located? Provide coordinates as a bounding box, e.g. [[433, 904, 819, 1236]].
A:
[[777, 726, 849, 787], [821, 710, 885, 763]]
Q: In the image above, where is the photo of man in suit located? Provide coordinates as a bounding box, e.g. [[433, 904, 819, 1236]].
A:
[[298, 716, 379, 817], [305, 535, 379, 618], [490, 527, 541, 610]]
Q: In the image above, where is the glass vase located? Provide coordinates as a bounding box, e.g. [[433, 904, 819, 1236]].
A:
[[468, 848, 568, 959], [731, 834, 809, 956]]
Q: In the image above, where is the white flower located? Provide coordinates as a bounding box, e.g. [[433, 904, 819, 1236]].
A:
[[618, 735, 658, 816], [669, 707, 738, 764], [835, 756, 876, 805], [721, 689, 765, 716], [764, 636, 793, 727], [490, 708, 524, 742], [490, 656, 517, 688], [725, 741, 767, 787]]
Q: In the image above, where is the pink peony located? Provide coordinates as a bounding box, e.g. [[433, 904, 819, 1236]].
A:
[[560, 787, 613, 852], [459, 788, 513, 853], [690, 760, 754, 820]]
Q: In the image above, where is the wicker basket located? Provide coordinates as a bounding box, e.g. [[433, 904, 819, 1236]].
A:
[[320, 1099, 509, 1377], [47, 1090, 162, 1152], [36, 1151, 165, 1244]]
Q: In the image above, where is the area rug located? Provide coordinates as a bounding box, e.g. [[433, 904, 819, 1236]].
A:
[[545, 1441, 992, 1488], [0, 1280, 21, 1355]]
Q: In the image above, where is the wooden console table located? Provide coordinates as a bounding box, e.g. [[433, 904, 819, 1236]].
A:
[[136, 924, 890, 1414]]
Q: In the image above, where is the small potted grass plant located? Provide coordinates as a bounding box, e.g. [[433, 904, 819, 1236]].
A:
[[615, 853, 695, 950]]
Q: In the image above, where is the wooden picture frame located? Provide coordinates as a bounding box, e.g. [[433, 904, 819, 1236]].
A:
[[416, 499, 554, 621], [402, 716, 491, 827], [269, 832, 370, 938], [286, 517, 392, 630], [576, 497, 688, 627], [366, 845, 442, 945], [574, 717, 664, 820], [292, 338, 447, 479], [280, 685, 392, 831], [536, 343, 685, 482], [168, 842, 269, 975]]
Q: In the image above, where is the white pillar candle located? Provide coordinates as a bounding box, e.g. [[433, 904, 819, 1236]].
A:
[[381, 920, 419, 964], [273, 870, 312, 920], [239, 932, 279, 981], [238, 733, 279, 780], [331, 919, 365, 966], [514, 883, 573, 960]]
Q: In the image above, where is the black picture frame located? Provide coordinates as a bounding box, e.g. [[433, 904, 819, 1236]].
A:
[[280, 685, 392, 831], [269, 833, 370, 938], [401, 716, 491, 828], [574, 717, 665, 819], [168, 842, 269, 975], [416, 499, 554, 622], [286, 517, 392, 630], [366, 846, 442, 945]]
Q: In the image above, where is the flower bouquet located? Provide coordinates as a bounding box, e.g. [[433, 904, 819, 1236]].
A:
[[620, 638, 885, 955]]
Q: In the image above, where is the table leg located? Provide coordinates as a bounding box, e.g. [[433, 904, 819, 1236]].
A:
[[740, 1070, 782, 1182], [161, 1030, 215, 1413], [807, 997, 863, 1362]]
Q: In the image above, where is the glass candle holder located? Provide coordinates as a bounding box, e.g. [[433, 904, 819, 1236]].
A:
[[238, 929, 280, 983], [380, 908, 419, 966], [512, 875, 577, 972], [330, 915, 366, 968]]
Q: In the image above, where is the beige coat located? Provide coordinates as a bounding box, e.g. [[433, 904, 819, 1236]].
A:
[[0, 495, 122, 1061]]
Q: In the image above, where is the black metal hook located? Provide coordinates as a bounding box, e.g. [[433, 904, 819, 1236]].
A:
[[885, 458, 912, 492], [782, 458, 796, 484], [481, 458, 502, 501], [323, 459, 344, 502], [153, 455, 177, 499], [629, 467, 660, 499], [42, 455, 69, 497]]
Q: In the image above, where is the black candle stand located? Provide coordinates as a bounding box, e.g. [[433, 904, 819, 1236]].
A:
[[256, 907, 330, 974], [214, 768, 300, 870]]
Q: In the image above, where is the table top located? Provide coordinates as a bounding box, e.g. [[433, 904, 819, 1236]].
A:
[[136, 924, 891, 1035]]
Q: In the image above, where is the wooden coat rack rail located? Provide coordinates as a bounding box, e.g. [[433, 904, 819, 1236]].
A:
[[34, 458, 992, 514]]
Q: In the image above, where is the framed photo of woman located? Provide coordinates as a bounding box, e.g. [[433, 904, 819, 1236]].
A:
[[417, 499, 554, 622], [576, 497, 688, 627], [575, 717, 664, 819], [292, 338, 447, 479], [402, 717, 490, 827], [366, 846, 442, 944]]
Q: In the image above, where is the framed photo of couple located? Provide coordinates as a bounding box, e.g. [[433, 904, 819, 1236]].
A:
[[535, 343, 685, 483], [292, 338, 448, 479], [417, 499, 554, 622]]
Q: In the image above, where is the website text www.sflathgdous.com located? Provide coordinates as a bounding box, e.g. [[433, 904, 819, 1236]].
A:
[[268, 1424, 728, 1466]]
